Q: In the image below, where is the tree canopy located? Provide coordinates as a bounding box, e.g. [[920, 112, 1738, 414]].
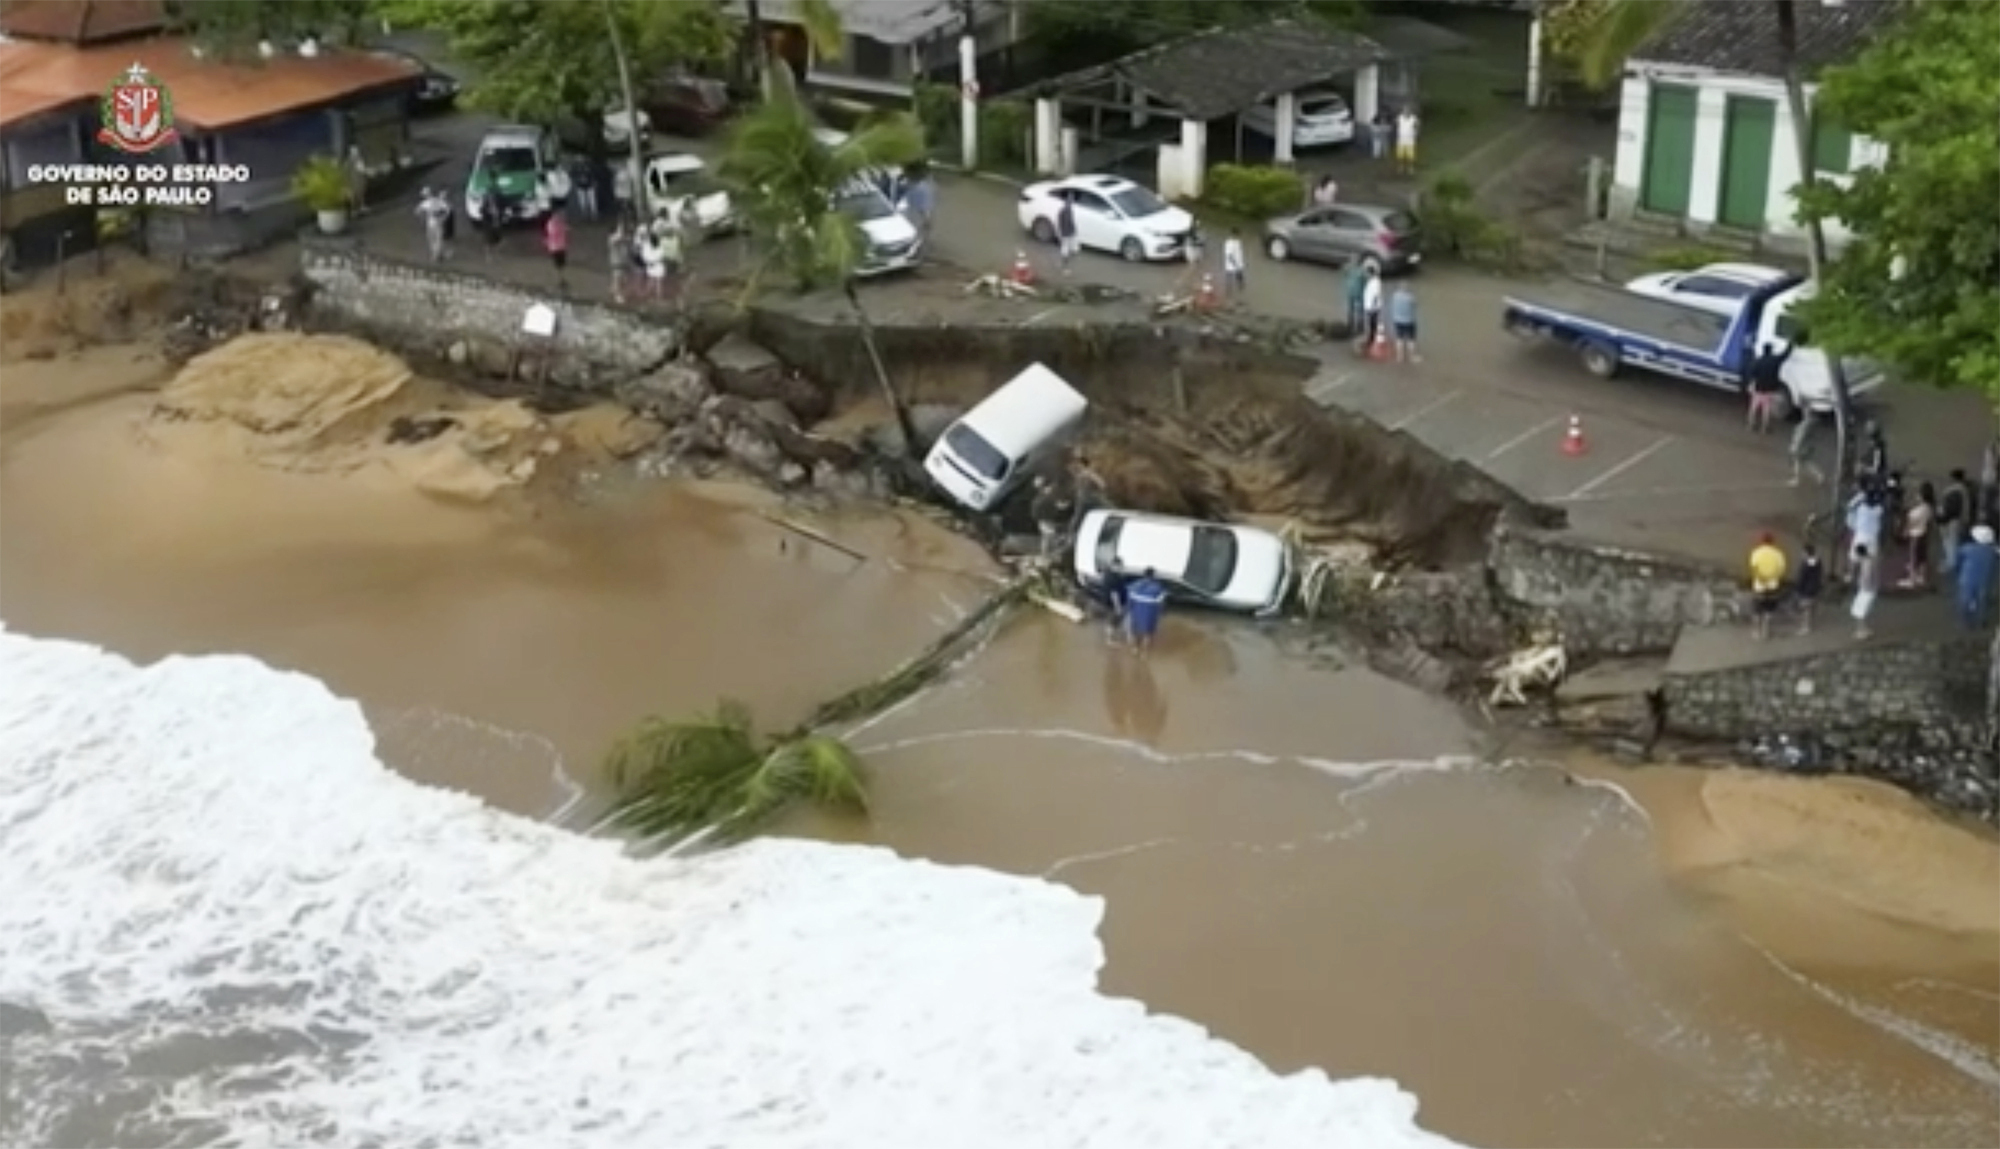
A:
[[376, 0, 735, 123], [1023, 0, 1361, 56], [166, 0, 378, 56], [1795, 1, 2000, 400]]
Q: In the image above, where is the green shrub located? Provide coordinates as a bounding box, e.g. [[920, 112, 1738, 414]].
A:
[[912, 82, 957, 145], [1202, 164, 1304, 220], [978, 99, 1030, 169]]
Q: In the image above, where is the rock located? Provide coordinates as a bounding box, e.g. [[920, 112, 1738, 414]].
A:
[[749, 398, 798, 429], [618, 362, 713, 424], [705, 332, 831, 423], [862, 402, 964, 458], [778, 462, 808, 487]]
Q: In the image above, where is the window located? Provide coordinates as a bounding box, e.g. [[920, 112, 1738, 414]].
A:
[[848, 34, 898, 81], [3, 120, 78, 186], [1093, 516, 1126, 575], [1677, 275, 1747, 299], [1183, 527, 1240, 597], [1108, 185, 1167, 219], [942, 424, 1009, 481], [1071, 191, 1111, 214], [1810, 116, 1851, 174], [1329, 209, 1371, 232]]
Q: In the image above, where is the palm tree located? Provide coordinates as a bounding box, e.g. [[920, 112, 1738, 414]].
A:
[[718, 64, 926, 452], [1572, 0, 1855, 506], [603, 700, 867, 844]]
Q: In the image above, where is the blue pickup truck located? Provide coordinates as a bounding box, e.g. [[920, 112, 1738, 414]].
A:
[[1500, 274, 1881, 412]]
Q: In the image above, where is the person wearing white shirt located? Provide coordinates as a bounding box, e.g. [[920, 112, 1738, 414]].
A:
[[1395, 106, 1420, 175], [1360, 265, 1384, 348], [1845, 486, 1885, 581], [1221, 229, 1246, 296]]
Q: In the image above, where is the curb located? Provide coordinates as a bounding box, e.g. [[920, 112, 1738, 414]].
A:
[[932, 162, 1029, 189]]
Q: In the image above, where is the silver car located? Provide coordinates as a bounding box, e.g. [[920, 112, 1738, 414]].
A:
[[1262, 203, 1423, 275]]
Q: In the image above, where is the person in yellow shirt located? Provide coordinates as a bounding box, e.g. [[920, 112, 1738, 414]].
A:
[[1748, 531, 1788, 640]]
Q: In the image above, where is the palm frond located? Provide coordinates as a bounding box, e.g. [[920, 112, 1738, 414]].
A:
[[1578, 0, 1684, 89], [796, 0, 846, 61]]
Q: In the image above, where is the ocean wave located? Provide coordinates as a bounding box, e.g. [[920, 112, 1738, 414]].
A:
[[0, 626, 1469, 1149]]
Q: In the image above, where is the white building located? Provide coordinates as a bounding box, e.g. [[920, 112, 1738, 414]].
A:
[[1607, 0, 1901, 252], [746, 0, 1018, 98]]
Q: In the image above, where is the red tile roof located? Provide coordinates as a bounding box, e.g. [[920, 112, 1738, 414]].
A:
[[0, 0, 166, 45]]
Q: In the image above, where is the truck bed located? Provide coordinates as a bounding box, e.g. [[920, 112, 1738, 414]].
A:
[[1506, 279, 1732, 355]]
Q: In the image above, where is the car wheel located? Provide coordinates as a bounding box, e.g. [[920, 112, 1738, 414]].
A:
[[1120, 236, 1145, 262], [1580, 341, 1621, 378], [1030, 217, 1055, 244], [1267, 236, 1290, 261]]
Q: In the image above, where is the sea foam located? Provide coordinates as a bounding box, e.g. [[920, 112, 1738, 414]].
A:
[[0, 626, 1469, 1149]]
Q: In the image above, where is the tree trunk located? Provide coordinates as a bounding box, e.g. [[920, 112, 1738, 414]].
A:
[[747, 0, 771, 98], [843, 281, 920, 456], [601, 0, 647, 226], [1773, 0, 1853, 528]]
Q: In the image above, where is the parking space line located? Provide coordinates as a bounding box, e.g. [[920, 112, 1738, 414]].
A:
[[1304, 372, 1353, 405], [1388, 390, 1462, 431], [1560, 437, 1676, 501], [1485, 415, 1564, 461]]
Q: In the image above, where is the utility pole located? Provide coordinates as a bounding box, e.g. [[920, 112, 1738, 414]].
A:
[[957, 0, 979, 169]]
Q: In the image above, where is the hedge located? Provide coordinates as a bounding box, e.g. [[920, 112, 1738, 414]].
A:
[[1202, 164, 1304, 220]]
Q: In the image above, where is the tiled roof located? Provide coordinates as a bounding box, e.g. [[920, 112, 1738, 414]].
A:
[[1631, 0, 1905, 77], [1035, 18, 1391, 122], [0, 35, 420, 129], [0, 0, 166, 45]]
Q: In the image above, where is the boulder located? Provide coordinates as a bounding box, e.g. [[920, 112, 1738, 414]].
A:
[[862, 402, 963, 458], [704, 332, 829, 423], [618, 361, 713, 424]]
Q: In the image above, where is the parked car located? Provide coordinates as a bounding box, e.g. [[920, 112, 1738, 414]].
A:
[[1623, 261, 1792, 318], [641, 72, 733, 137], [1241, 90, 1356, 148], [1262, 202, 1422, 274], [371, 48, 459, 115], [464, 126, 570, 224], [1017, 174, 1198, 263], [642, 153, 735, 232], [834, 175, 922, 277], [1073, 509, 1294, 617]]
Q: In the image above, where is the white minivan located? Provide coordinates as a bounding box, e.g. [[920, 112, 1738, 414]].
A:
[[923, 364, 1089, 511]]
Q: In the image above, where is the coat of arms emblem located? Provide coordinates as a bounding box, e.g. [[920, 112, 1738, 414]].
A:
[[98, 63, 178, 155]]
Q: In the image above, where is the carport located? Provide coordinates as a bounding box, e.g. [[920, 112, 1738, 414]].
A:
[[1024, 19, 1392, 198]]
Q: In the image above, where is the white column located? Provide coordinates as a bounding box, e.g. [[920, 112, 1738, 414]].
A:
[[1608, 75, 1648, 219], [1686, 85, 1726, 225], [1354, 65, 1380, 124], [1060, 126, 1078, 176], [959, 34, 979, 169], [1526, 14, 1544, 108], [1273, 92, 1297, 164], [1033, 97, 1062, 174], [1179, 118, 1207, 198], [1769, 95, 1805, 239], [1131, 89, 1149, 128]]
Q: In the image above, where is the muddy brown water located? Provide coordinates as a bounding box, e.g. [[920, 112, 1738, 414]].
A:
[[3, 348, 1997, 1148]]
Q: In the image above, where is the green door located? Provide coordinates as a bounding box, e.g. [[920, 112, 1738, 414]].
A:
[[1639, 84, 1697, 215], [1717, 95, 1777, 228]]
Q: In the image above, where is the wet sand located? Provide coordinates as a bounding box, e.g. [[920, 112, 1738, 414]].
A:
[[3, 348, 1996, 1148]]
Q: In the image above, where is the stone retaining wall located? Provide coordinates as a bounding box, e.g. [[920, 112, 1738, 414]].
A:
[[299, 242, 678, 390], [1487, 528, 1749, 656], [1663, 636, 1986, 740]]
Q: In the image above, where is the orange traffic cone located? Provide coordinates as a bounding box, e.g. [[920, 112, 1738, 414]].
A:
[[1561, 414, 1588, 456], [1009, 250, 1035, 286], [1196, 273, 1218, 311]]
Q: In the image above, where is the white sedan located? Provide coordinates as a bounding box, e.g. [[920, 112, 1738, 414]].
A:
[[1241, 90, 1356, 148], [641, 153, 735, 232], [1625, 261, 1791, 317], [1017, 174, 1198, 263], [1074, 509, 1294, 617]]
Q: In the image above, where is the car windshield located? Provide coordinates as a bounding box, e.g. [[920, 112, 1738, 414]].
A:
[[942, 424, 1009, 481], [483, 146, 538, 175], [835, 187, 896, 222], [1109, 186, 1167, 219], [1182, 526, 1239, 596], [1300, 97, 1348, 117]]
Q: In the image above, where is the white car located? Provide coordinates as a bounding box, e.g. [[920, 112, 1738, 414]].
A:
[[1624, 261, 1791, 317], [833, 176, 921, 277], [1241, 90, 1356, 148], [1073, 509, 1294, 617], [1017, 174, 1198, 263], [642, 153, 735, 232]]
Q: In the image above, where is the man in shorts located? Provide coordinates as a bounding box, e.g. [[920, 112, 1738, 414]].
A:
[[1124, 568, 1168, 652], [1389, 282, 1418, 363], [1394, 106, 1420, 175], [1056, 199, 1079, 273], [1747, 531, 1787, 640]]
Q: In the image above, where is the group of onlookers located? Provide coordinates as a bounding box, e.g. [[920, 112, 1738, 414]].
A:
[[1748, 422, 1999, 640]]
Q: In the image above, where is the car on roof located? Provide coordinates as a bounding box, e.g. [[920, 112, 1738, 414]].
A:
[[1623, 261, 1792, 317], [1241, 89, 1356, 148], [1262, 201, 1422, 275], [1017, 174, 1198, 263], [1073, 509, 1294, 617]]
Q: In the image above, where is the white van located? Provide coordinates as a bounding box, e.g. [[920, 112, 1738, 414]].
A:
[[923, 364, 1089, 511]]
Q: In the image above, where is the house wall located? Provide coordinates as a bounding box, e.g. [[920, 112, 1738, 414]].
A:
[[1610, 69, 1887, 249]]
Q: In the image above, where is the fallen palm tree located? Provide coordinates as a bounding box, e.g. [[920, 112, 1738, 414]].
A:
[[602, 572, 1041, 845]]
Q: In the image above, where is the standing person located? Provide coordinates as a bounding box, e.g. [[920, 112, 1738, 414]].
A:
[[345, 145, 369, 214], [1394, 105, 1420, 176], [1357, 264, 1384, 355], [1956, 524, 1997, 630], [1343, 258, 1368, 343], [1312, 175, 1338, 208], [1787, 408, 1823, 486], [1099, 561, 1132, 636], [1793, 541, 1824, 635], [1743, 342, 1790, 433], [900, 163, 936, 246], [478, 187, 504, 262], [1370, 110, 1391, 161], [638, 231, 665, 300], [607, 221, 633, 304], [1940, 468, 1972, 575], [1055, 198, 1079, 274], [543, 209, 569, 288], [1901, 480, 1936, 589], [415, 187, 450, 262], [1848, 542, 1880, 641], [1221, 228, 1246, 297], [1858, 420, 1888, 486], [1389, 281, 1419, 363], [612, 160, 635, 224], [1844, 485, 1884, 582], [1125, 568, 1168, 652], [1748, 531, 1787, 640], [657, 219, 685, 300]]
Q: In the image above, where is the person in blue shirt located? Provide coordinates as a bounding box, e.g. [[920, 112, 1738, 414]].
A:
[[899, 163, 936, 245], [1125, 568, 1168, 651], [1955, 524, 1996, 630], [1342, 259, 1368, 343], [1389, 283, 1419, 363], [1098, 561, 1132, 629]]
